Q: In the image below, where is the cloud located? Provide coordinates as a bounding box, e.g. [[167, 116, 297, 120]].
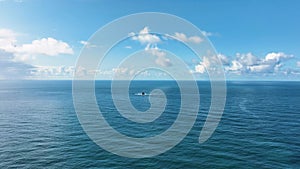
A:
[[227, 60, 243, 72], [248, 64, 273, 73], [0, 50, 35, 79], [146, 46, 165, 57], [0, 28, 17, 39], [195, 64, 205, 73], [297, 61, 300, 67], [0, 28, 75, 79], [0, 28, 18, 52], [201, 31, 214, 37], [79, 40, 97, 48], [236, 53, 258, 66], [194, 57, 210, 73], [79, 40, 88, 45], [32, 65, 117, 80], [194, 54, 228, 74], [130, 27, 171, 67], [17, 37, 73, 56], [218, 53, 230, 65], [31, 65, 75, 78], [225, 53, 258, 73], [130, 27, 161, 44], [0, 49, 76, 80], [128, 27, 297, 79], [111, 67, 171, 80], [225, 52, 293, 74], [264, 52, 292, 62], [124, 46, 132, 49], [0, 28, 74, 62], [155, 54, 172, 67], [194, 52, 295, 76], [112, 67, 128, 74], [111, 67, 137, 78], [145, 46, 172, 67], [173, 32, 203, 43]]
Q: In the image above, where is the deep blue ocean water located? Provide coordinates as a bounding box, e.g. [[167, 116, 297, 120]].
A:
[[0, 80, 299, 168]]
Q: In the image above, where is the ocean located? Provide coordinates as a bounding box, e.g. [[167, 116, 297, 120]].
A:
[[0, 80, 299, 168]]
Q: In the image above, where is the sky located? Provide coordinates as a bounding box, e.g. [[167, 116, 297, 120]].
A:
[[0, 0, 300, 80]]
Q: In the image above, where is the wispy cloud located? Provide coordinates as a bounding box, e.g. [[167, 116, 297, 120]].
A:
[[79, 40, 97, 48], [79, 40, 89, 45], [201, 31, 218, 37], [31, 65, 74, 79], [173, 32, 203, 43]]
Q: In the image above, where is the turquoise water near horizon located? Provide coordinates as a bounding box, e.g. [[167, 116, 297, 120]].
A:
[[0, 80, 299, 168]]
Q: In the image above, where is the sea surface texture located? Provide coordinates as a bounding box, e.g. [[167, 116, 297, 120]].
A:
[[0, 81, 299, 168]]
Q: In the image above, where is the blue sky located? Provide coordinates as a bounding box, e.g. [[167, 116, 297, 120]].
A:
[[0, 0, 300, 80]]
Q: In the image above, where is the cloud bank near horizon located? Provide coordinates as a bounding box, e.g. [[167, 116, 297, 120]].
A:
[[0, 28, 299, 80]]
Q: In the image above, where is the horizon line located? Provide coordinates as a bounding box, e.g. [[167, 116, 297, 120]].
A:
[[1, 79, 300, 82]]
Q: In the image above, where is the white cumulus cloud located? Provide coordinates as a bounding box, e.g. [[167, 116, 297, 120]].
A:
[[236, 53, 258, 66], [264, 52, 291, 62], [225, 52, 293, 74], [0, 28, 18, 52], [0, 28, 74, 62], [130, 27, 161, 44], [227, 60, 243, 72], [194, 54, 228, 74], [17, 37, 73, 56], [194, 57, 210, 73]]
